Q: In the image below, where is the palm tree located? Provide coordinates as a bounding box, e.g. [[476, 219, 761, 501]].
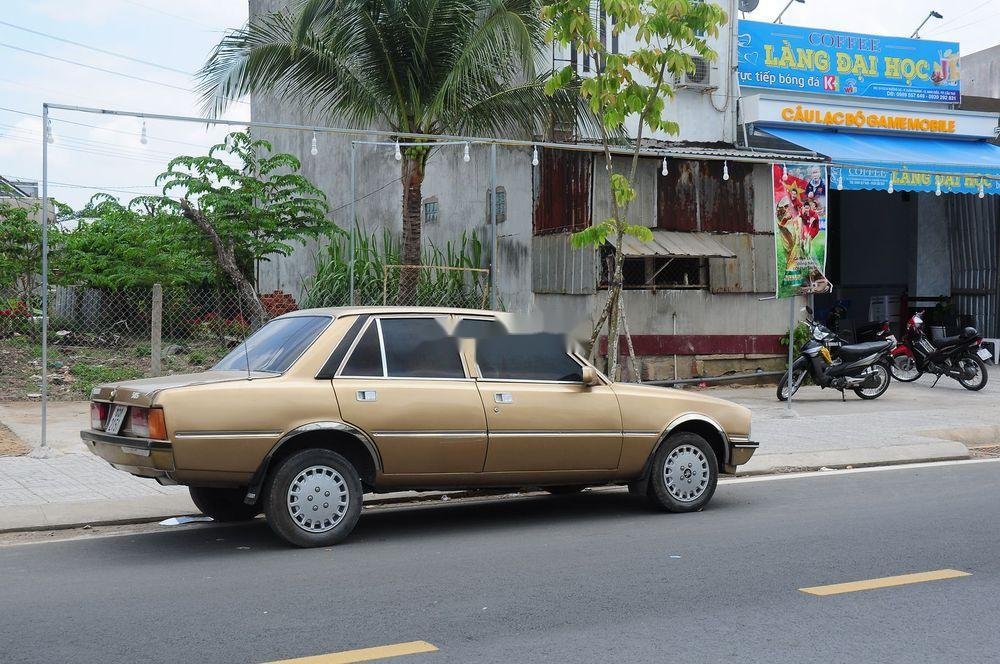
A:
[[200, 0, 578, 303]]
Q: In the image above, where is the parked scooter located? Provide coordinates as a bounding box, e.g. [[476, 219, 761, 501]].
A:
[[889, 311, 990, 391], [778, 307, 895, 401]]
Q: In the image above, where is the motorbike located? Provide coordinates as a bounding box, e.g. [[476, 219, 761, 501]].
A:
[[778, 307, 895, 402], [889, 311, 990, 391]]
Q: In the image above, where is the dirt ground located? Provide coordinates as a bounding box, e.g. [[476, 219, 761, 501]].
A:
[[0, 421, 29, 456]]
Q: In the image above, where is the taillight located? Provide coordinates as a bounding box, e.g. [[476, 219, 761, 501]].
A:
[[130, 407, 167, 440], [90, 402, 108, 430], [881, 322, 890, 334]]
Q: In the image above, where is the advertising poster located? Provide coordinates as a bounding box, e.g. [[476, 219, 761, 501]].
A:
[[738, 20, 960, 103], [774, 164, 832, 298]]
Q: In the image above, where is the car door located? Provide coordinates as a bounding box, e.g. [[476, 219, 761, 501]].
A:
[[332, 316, 488, 475], [472, 332, 623, 472]]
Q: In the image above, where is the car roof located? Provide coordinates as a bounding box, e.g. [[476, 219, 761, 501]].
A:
[[276, 306, 503, 320]]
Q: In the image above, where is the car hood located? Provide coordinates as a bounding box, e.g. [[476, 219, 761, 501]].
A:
[[89, 371, 274, 407], [610, 382, 742, 409]]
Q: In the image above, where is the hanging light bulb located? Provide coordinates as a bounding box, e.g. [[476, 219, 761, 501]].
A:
[[45, 117, 54, 144], [837, 173, 844, 191], [782, 163, 787, 180], [531, 145, 539, 167], [310, 131, 318, 156], [935, 178, 942, 196], [139, 120, 148, 145], [722, 160, 730, 181], [463, 142, 470, 163], [979, 181, 986, 199], [394, 141, 402, 161], [887, 174, 894, 194], [661, 157, 669, 176]]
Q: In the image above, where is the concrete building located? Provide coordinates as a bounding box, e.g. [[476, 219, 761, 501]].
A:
[[248, 1, 1000, 379]]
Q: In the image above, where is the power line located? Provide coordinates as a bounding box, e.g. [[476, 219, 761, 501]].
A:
[[926, 0, 996, 30], [0, 19, 193, 75], [119, 0, 223, 31], [1, 133, 174, 165], [0, 42, 192, 92], [0, 123, 179, 160]]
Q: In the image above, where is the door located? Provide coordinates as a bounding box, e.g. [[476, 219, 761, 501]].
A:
[[473, 333, 623, 472], [332, 317, 488, 475]]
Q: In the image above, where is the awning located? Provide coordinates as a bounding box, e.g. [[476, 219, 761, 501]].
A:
[[763, 127, 1000, 195], [620, 231, 736, 259]]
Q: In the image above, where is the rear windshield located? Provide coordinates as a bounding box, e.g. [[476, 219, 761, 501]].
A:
[[213, 316, 330, 374]]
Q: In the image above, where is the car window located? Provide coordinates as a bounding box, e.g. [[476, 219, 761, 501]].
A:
[[340, 322, 383, 376], [476, 332, 583, 382], [380, 318, 465, 378], [213, 316, 330, 374], [454, 317, 507, 339]]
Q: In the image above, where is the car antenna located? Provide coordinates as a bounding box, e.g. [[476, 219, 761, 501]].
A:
[[236, 297, 253, 381]]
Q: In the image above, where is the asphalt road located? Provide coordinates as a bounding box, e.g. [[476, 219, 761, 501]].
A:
[[2, 461, 999, 664]]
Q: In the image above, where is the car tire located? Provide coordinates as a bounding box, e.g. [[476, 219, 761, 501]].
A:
[[263, 448, 363, 548], [647, 432, 718, 513], [545, 485, 587, 495], [188, 486, 260, 522]]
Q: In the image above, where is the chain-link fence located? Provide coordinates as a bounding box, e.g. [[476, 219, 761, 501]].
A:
[[0, 286, 274, 401], [378, 264, 490, 308]]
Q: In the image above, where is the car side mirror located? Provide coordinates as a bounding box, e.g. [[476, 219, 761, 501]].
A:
[[581, 366, 600, 386]]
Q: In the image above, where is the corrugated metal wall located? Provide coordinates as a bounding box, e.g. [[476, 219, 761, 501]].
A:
[[948, 194, 1000, 337], [533, 148, 592, 235], [657, 159, 754, 232], [531, 234, 597, 294]]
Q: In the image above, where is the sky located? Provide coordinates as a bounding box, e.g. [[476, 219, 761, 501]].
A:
[[0, 0, 997, 208]]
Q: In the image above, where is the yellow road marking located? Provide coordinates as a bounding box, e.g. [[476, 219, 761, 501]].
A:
[[266, 640, 438, 664], [800, 569, 971, 596]]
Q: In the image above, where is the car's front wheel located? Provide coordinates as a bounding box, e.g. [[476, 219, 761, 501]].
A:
[[188, 486, 260, 522], [263, 449, 363, 547], [647, 432, 718, 512]]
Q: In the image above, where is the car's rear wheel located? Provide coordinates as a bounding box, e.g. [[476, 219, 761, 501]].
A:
[[647, 432, 718, 512], [188, 486, 260, 522], [263, 448, 362, 548]]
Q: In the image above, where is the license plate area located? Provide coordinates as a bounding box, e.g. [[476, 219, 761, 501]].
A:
[[106, 405, 128, 435], [977, 348, 992, 361]]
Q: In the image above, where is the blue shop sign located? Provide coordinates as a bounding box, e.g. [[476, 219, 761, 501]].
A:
[[737, 20, 960, 103]]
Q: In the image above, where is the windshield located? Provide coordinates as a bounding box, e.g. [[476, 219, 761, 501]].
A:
[[213, 315, 331, 374]]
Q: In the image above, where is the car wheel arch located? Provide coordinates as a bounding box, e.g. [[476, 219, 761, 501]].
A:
[[641, 414, 728, 481], [244, 422, 381, 504]]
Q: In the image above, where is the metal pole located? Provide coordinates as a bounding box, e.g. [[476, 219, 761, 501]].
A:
[[786, 295, 796, 412], [489, 143, 498, 310], [40, 103, 49, 450], [349, 141, 356, 306]]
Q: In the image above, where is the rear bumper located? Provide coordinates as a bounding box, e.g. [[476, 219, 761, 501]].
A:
[[80, 429, 176, 480], [726, 437, 759, 473]]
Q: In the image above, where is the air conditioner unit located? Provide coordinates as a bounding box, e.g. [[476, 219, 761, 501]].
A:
[[674, 56, 714, 90]]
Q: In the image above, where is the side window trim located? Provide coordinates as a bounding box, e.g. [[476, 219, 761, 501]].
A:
[[375, 318, 389, 378], [316, 314, 369, 379], [336, 316, 386, 378]]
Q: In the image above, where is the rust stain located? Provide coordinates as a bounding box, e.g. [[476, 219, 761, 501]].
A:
[[534, 148, 593, 235]]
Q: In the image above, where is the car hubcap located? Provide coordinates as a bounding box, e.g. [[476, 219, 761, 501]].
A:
[[664, 445, 710, 502], [287, 465, 349, 533]]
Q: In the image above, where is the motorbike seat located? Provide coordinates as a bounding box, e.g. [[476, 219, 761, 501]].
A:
[[837, 340, 893, 359], [930, 326, 978, 348]]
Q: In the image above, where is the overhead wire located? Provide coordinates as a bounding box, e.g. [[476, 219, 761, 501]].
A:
[[0, 19, 193, 75]]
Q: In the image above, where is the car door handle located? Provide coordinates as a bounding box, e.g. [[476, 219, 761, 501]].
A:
[[356, 390, 377, 402], [494, 393, 513, 404]]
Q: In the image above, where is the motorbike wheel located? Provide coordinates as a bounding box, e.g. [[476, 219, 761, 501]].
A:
[[776, 357, 809, 402], [890, 354, 922, 382], [854, 362, 891, 400], [957, 355, 989, 391]]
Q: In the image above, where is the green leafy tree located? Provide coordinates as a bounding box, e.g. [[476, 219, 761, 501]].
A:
[[544, 0, 726, 379], [156, 132, 331, 325], [0, 181, 67, 304], [198, 0, 588, 302], [55, 195, 216, 289]]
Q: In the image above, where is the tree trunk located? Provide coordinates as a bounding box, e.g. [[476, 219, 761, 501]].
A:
[[606, 228, 626, 380], [179, 198, 267, 328], [398, 154, 426, 305]]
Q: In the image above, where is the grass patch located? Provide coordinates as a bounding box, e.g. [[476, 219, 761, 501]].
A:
[[70, 364, 143, 398]]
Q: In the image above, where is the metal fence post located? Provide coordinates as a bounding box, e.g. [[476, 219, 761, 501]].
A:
[[349, 141, 356, 306], [489, 142, 498, 310], [150, 283, 162, 377], [39, 103, 49, 452]]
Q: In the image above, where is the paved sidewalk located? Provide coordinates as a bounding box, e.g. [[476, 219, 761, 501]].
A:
[[0, 375, 996, 532]]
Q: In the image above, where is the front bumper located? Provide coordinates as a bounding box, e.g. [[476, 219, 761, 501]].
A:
[[725, 436, 759, 473], [80, 429, 176, 480]]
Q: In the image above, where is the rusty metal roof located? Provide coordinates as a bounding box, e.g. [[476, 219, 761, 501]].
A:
[[619, 231, 737, 259]]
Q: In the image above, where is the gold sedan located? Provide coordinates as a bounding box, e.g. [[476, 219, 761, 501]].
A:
[[82, 307, 757, 547]]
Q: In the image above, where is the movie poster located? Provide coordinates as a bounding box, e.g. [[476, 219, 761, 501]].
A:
[[773, 164, 832, 298]]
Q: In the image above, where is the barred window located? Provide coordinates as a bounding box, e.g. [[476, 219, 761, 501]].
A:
[[423, 197, 439, 224]]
